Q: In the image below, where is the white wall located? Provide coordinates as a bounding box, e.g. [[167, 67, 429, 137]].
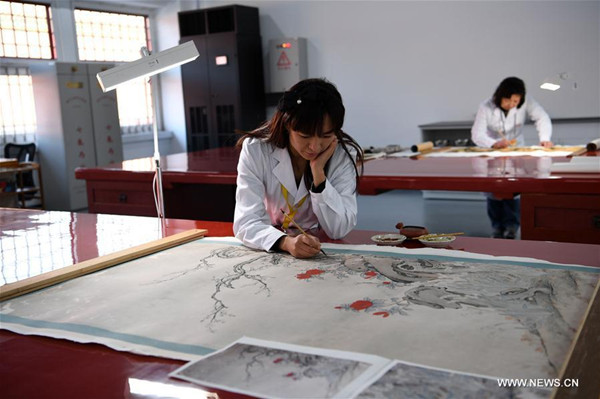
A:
[[153, 0, 195, 155], [156, 0, 599, 149]]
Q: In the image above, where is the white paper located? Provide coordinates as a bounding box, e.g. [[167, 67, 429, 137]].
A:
[[171, 336, 390, 399], [388, 147, 581, 158], [357, 359, 550, 398], [425, 147, 579, 158], [551, 156, 600, 173]]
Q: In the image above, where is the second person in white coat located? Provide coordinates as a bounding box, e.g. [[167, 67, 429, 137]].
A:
[[233, 78, 364, 258], [471, 76, 553, 239]]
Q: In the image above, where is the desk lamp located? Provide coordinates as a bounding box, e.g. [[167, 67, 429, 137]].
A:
[[96, 41, 200, 219]]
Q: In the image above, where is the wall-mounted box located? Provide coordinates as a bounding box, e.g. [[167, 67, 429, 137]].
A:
[[268, 38, 307, 93]]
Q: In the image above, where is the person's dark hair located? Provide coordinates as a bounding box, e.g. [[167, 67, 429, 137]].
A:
[[492, 77, 526, 109], [237, 78, 364, 190]]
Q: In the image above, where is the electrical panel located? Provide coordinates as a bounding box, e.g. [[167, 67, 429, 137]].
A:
[[268, 38, 307, 93], [179, 4, 266, 151]]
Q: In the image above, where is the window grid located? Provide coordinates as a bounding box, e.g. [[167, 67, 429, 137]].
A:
[[0, 212, 73, 285], [0, 0, 55, 60], [74, 8, 154, 132], [0, 66, 37, 145]]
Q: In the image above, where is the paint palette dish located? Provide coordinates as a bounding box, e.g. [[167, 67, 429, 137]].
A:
[[371, 234, 407, 246], [418, 236, 456, 248]]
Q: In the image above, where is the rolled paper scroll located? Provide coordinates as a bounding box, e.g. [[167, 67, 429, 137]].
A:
[[586, 138, 600, 151], [411, 141, 434, 153]]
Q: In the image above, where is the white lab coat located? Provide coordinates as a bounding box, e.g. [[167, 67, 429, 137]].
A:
[[233, 137, 358, 252], [471, 98, 552, 148]]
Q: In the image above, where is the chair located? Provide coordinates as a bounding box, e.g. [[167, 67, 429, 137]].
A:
[[3, 143, 41, 206], [4, 143, 37, 188]]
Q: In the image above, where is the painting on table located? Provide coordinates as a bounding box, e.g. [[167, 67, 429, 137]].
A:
[[357, 359, 550, 399], [171, 337, 389, 399], [1, 238, 598, 384]]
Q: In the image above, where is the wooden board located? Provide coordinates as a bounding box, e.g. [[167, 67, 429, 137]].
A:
[[553, 280, 600, 399], [0, 158, 19, 167], [0, 229, 207, 301]]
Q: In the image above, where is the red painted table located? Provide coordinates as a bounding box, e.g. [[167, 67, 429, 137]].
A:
[[75, 148, 239, 222], [75, 148, 600, 244], [1, 209, 598, 399]]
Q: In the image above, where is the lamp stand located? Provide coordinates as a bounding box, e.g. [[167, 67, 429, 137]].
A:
[[140, 46, 165, 221], [150, 74, 166, 221]]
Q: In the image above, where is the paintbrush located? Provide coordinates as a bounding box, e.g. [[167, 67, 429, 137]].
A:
[[280, 209, 328, 256], [496, 129, 517, 147], [416, 232, 465, 240]]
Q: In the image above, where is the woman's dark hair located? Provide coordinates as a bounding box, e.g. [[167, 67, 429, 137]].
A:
[[493, 77, 526, 109], [237, 78, 364, 190]]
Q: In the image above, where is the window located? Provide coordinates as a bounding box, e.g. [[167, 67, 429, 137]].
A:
[[1, 1, 54, 145], [74, 8, 154, 133], [0, 0, 55, 59], [0, 66, 37, 145]]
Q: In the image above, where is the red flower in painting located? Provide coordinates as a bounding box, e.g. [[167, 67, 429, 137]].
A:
[[373, 311, 390, 318], [296, 269, 325, 280], [285, 372, 295, 377], [336, 297, 403, 319], [349, 300, 373, 311], [273, 358, 283, 363], [363, 271, 377, 279]]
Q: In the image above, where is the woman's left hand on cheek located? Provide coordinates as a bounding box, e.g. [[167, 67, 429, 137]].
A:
[[310, 138, 337, 186], [311, 138, 338, 171]]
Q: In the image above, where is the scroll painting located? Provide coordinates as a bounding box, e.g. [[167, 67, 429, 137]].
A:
[[171, 336, 390, 399], [1, 238, 598, 383], [171, 337, 549, 399], [356, 359, 549, 398]]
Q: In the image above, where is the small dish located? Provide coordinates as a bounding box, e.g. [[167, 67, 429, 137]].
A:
[[395, 223, 428, 239], [418, 236, 456, 248], [371, 233, 407, 246]]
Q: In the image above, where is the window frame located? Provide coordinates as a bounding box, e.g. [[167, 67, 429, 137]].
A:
[[0, 0, 56, 60], [0, 64, 38, 145], [1, 1, 165, 143], [72, 5, 163, 134]]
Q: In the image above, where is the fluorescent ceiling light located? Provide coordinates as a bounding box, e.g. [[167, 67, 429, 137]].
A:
[[97, 41, 199, 92], [540, 82, 560, 91]]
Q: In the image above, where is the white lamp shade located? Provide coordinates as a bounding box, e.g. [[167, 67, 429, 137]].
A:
[[97, 41, 199, 92]]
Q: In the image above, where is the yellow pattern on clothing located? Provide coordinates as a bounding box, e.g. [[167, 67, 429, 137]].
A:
[[281, 184, 308, 229]]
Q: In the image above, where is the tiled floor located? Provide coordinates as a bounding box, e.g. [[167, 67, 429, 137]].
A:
[[356, 189, 499, 238]]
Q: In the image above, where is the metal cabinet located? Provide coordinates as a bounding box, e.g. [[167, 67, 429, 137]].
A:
[[31, 62, 123, 211]]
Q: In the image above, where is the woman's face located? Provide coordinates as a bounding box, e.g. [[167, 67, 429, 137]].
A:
[[288, 114, 337, 161], [500, 94, 522, 111]]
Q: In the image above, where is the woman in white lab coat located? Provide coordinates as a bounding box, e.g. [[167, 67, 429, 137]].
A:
[[471, 76, 553, 239], [234, 78, 364, 258]]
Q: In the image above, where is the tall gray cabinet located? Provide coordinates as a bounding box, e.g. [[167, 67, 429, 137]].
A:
[[31, 62, 123, 211]]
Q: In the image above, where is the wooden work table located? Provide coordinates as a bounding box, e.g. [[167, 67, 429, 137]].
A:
[[75, 148, 600, 243], [0, 209, 599, 399], [359, 152, 600, 244]]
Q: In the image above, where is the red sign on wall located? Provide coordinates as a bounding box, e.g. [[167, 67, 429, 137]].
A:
[[277, 51, 292, 69]]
